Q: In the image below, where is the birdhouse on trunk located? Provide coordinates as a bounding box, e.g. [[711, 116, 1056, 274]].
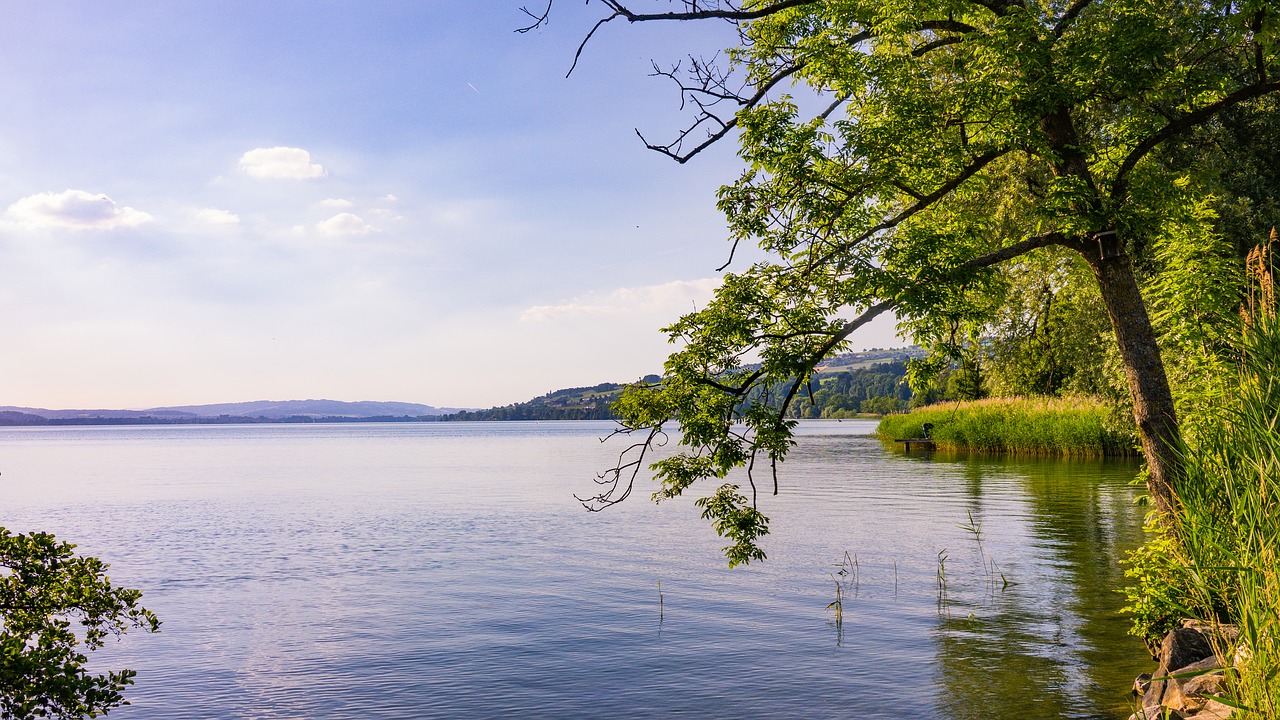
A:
[[1094, 230, 1123, 259]]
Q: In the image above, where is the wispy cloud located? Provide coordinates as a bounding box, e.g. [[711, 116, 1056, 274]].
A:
[[238, 146, 327, 180], [318, 198, 353, 208], [521, 278, 720, 322], [6, 189, 153, 230], [317, 212, 373, 236]]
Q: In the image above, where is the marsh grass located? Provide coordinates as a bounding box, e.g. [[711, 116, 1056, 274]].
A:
[[936, 549, 950, 617], [876, 396, 1136, 456]]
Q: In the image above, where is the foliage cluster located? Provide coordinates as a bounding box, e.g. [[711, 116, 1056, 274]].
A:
[[975, 251, 1115, 400], [875, 396, 1136, 456], [0, 528, 159, 720]]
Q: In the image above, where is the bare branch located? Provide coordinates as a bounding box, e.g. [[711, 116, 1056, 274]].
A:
[[891, 180, 925, 201], [566, 12, 628, 76], [716, 236, 743, 271], [601, 0, 824, 24], [515, 1, 554, 33], [810, 148, 1012, 269], [961, 231, 1076, 268], [918, 20, 980, 34], [640, 59, 809, 163], [912, 35, 967, 57], [692, 368, 765, 396], [579, 426, 667, 510]]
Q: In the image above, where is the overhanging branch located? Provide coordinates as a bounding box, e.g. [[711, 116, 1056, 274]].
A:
[[810, 147, 1012, 269], [1111, 79, 1280, 207], [601, 0, 825, 23]]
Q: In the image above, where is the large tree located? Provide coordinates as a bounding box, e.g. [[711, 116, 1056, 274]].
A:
[[530, 0, 1280, 563]]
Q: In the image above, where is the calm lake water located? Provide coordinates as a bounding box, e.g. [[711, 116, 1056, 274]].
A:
[[0, 420, 1151, 719]]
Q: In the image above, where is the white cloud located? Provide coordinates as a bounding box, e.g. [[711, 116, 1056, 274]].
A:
[[521, 278, 720, 322], [380, 193, 398, 202], [238, 147, 327, 179], [194, 207, 240, 225], [317, 212, 373, 236], [318, 198, 353, 208], [6, 190, 153, 230]]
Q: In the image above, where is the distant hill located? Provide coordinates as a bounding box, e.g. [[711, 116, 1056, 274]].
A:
[[0, 399, 465, 426], [149, 399, 459, 419], [440, 379, 659, 421]]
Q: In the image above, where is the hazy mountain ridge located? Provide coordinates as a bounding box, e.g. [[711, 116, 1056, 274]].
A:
[[0, 399, 464, 423], [150, 399, 461, 419]]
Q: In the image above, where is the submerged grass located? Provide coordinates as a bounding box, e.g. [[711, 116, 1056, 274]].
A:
[[875, 396, 1137, 456]]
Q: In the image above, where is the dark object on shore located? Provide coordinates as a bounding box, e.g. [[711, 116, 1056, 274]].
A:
[[922, 423, 934, 438]]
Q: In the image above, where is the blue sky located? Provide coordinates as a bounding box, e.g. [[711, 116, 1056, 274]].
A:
[[0, 2, 901, 409]]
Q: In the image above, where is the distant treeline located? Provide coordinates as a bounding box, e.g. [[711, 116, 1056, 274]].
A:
[[785, 360, 913, 418], [441, 362, 915, 423], [438, 381, 637, 422], [0, 355, 917, 428], [441, 406, 616, 421]]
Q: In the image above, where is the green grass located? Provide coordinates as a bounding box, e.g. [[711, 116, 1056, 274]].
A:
[[875, 396, 1137, 457]]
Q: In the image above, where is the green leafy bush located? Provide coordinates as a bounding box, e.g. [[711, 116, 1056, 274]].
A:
[[1, 528, 160, 719]]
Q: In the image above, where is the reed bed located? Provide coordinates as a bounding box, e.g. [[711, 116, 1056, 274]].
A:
[[875, 396, 1137, 457], [1155, 310, 1280, 716]]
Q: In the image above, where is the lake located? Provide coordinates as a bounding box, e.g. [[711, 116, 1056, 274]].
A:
[[0, 420, 1151, 719]]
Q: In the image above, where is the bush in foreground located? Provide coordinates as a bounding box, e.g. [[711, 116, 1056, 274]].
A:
[[1, 529, 160, 719]]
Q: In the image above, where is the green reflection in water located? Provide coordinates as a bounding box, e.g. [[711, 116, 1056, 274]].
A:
[[918, 451, 1150, 719]]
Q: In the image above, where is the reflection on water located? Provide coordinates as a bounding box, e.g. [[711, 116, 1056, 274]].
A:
[[924, 455, 1148, 719], [0, 421, 1149, 719]]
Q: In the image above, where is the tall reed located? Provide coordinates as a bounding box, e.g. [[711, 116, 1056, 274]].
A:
[[1171, 296, 1280, 715]]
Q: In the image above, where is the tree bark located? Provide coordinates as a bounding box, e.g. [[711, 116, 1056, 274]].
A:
[[1085, 248, 1181, 516]]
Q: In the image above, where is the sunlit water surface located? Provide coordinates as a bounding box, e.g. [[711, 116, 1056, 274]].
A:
[[1, 420, 1150, 719]]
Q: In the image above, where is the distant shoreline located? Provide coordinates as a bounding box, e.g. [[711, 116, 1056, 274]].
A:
[[0, 414, 450, 427]]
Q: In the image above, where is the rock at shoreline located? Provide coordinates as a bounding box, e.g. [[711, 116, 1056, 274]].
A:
[[1130, 621, 1240, 720]]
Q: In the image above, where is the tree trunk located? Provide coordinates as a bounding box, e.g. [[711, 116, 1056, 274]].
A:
[[1039, 104, 1182, 515], [1085, 248, 1181, 516]]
